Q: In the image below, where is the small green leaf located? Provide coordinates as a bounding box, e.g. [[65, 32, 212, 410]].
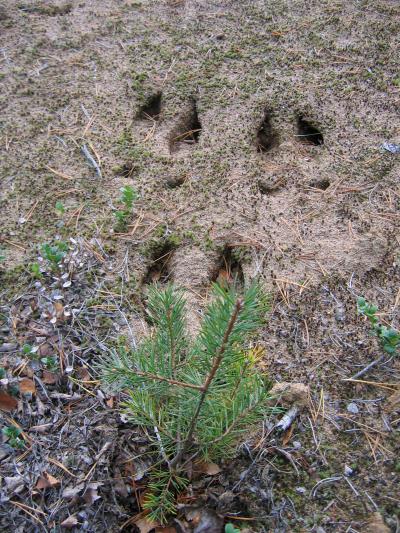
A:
[[22, 344, 33, 355], [41, 241, 68, 266], [31, 262, 42, 278], [55, 201, 65, 215], [2, 425, 24, 449], [225, 524, 240, 533], [41, 356, 58, 371]]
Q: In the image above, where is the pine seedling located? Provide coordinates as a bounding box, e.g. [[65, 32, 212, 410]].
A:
[[114, 185, 138, 228], [101, 283, 273, 522]]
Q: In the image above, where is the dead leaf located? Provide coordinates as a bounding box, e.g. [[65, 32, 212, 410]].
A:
[[21, 365, 34, 378], [36, 396, 46, 416], [134, 517, 160, 533], [282, 424, 295, 446], [83, 484, 101, 505], [20, 377, 36, 395], [364, 512, 391, 533], [106, 397, 114, 408], [5, 476, 25, 493], [0, 343, 18, 352], [42, 370, 59, 384], [76, 366, 91, 381], [184, 507, 223, 533], [38, 343, 53, 357], [36, 471, 60, 489], [54, 301, 65, 319], [29, 423, 53, 433], [61, 515, 79, 528], [216, 268, 232, 285], [62, 481, 102, 502], [0, 391, 18, 411], [385, 389, 400, 412], [193, 461, 221, 476], [150, 270, 161, 282], [62, 484, 84, 499]]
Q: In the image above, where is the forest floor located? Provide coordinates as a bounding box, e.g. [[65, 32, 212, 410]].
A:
[[0, 0, 399, 531]]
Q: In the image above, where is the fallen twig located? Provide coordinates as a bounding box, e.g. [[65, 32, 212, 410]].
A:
[[81, 144, 102, 178], [275, 406, 299, 432], [348, 355, 385, 380]]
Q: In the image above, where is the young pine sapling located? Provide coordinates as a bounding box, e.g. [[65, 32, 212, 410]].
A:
[[101, 283, 274, 523]]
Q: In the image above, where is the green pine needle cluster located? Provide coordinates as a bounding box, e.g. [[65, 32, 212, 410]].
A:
[[114, 185, 138, 227], [101, 282, 273, 523]]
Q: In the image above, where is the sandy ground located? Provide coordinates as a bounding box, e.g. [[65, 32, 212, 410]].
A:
[[0, 0, 399, 531]]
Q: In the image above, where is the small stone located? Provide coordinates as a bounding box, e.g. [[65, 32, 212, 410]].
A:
[[0, 445, 11, 461], [295, 486, 307, 494], [344, 465, 353, 476], [335, 303, 346, 322], [347, 402, 359, 414], [0, 343, 18, 352]]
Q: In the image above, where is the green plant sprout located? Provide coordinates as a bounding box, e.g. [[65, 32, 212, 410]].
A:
[[41, 356, 59, 371], [55, 201, 65, 216], [114, 185, 138, 228], [30, 262, 42, 279], [0, 248, 5, 262], [225, 524, 241, 533], [22, 344, 34, 355], [41, 241, 68, 268], [101, 283, 274, 523], [2, 425, 25, 449], [357, 297, 400, 355], [22, 344, 38, 358], [0, 367, 6, 379]]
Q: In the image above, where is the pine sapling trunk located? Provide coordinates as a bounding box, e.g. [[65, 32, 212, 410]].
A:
[[170, 298, 243, 469]]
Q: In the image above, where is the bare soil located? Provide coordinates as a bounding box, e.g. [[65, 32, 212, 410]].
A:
[[0, 0, 399, 531]]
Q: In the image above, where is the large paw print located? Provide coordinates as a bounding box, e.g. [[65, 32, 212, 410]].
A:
[[123, 90, 390, 331]]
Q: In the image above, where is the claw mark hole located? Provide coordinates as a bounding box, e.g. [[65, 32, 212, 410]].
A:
[[166, 174, 187, 189], [169, 99, 202, 153], [117, 162, 135, 179], [18, 4, 73, 15], [310, 178, 330, 190], [212, 246, 244, 290], [296, 117, 324, 145], [138, 91, 162, 121], [144, 242, 175, 284], [256, 110, 278, 152]]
